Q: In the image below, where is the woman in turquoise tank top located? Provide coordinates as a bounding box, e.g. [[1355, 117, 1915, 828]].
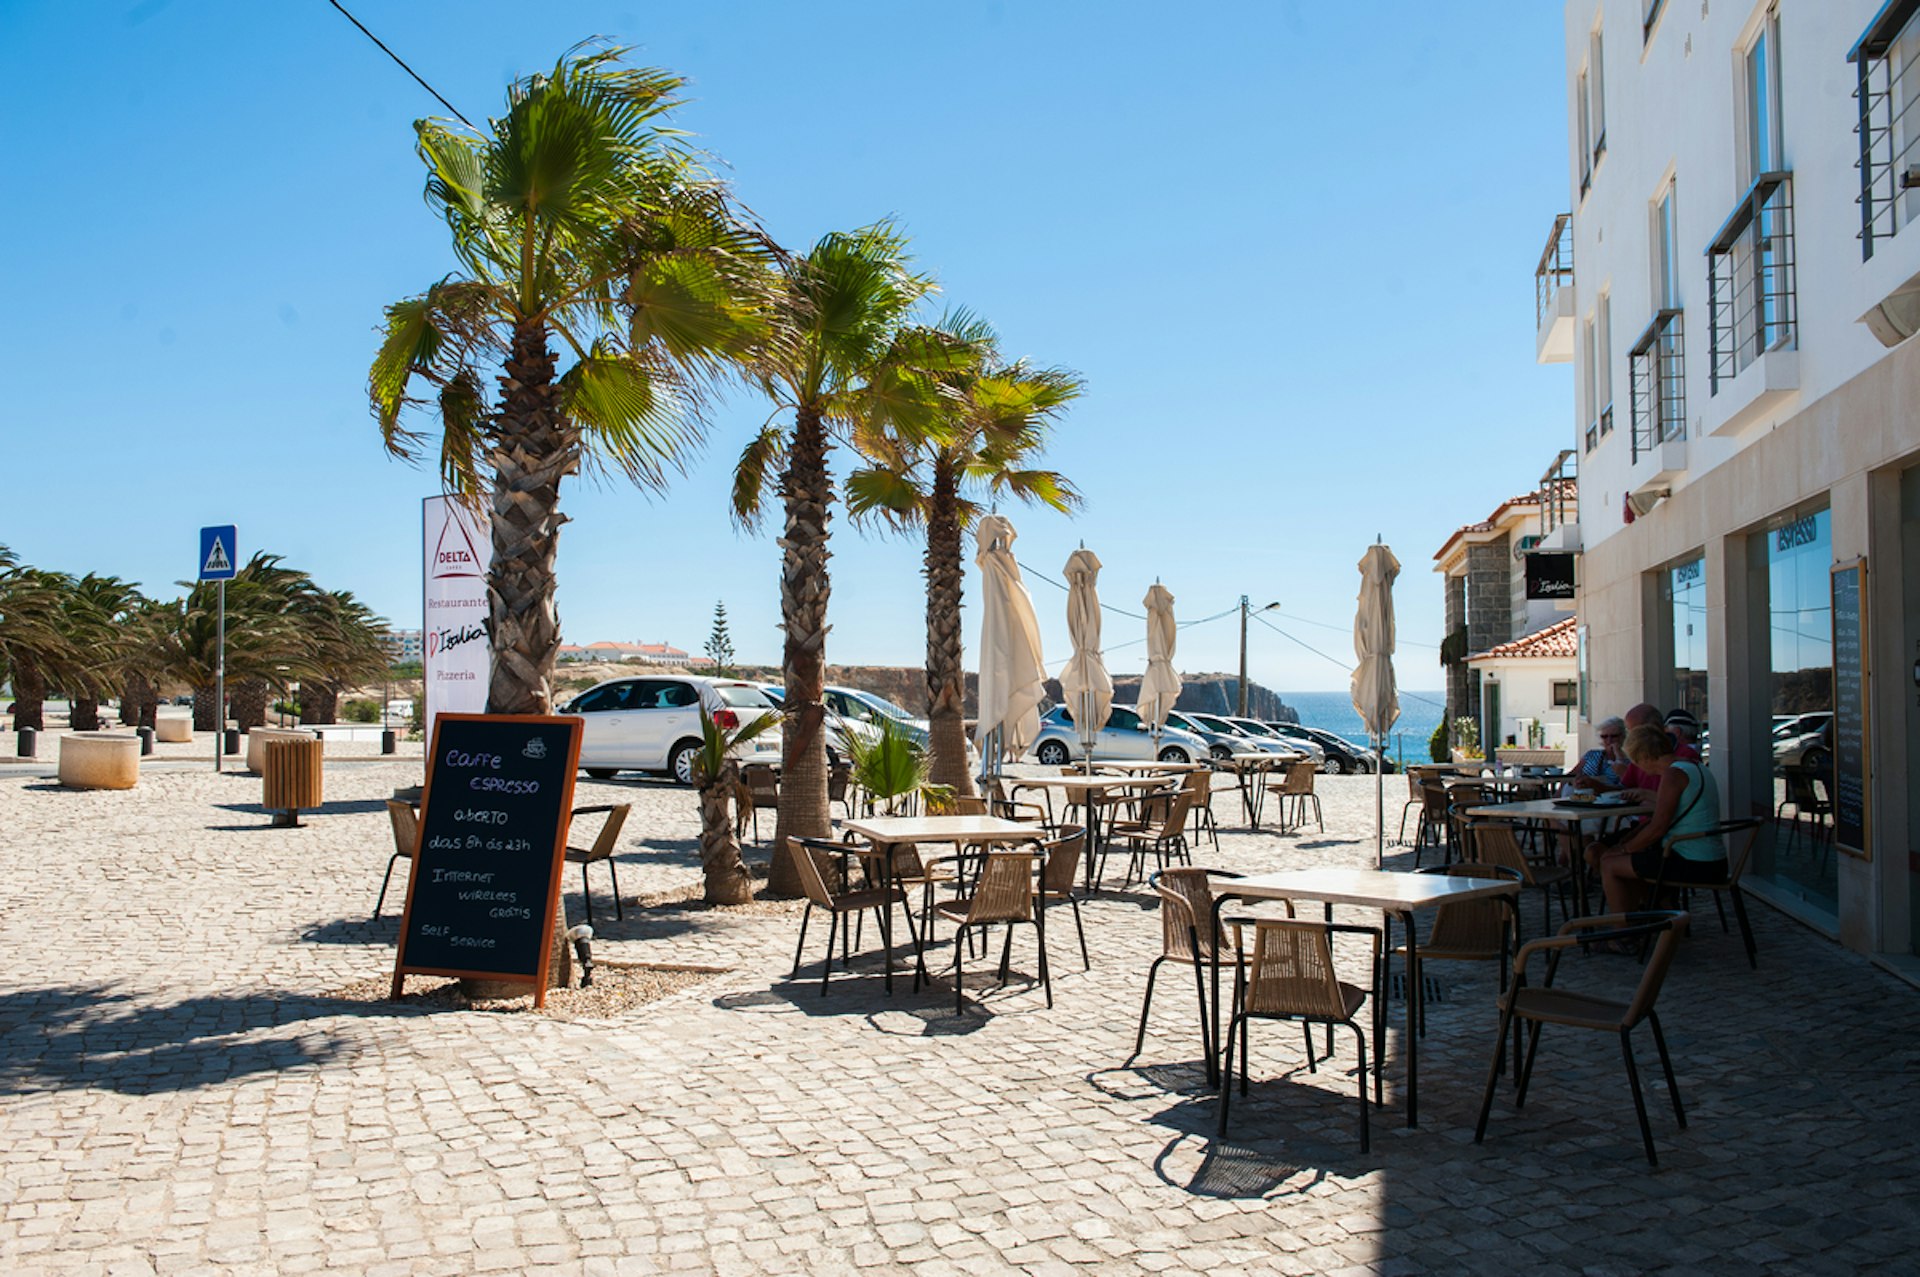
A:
[[1590, 724, 1725, 914]]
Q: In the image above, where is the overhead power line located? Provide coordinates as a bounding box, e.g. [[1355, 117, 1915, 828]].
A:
[[325, 0, 475, 128], [1251, 612, 1449, 714]]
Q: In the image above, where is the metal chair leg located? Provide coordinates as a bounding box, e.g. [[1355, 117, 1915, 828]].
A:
[[1351, 1022, 1370, 1154], [791, 903, 813, 977], [609, 857, 623, 921], [1216, 1012, 1242, 1134], [1474, 1001, 1518, 1145], [820, 913, 838, 995], [580, 862, 595, 925], [1620, 1028, 1658, 1167], [1731, 888, 1758, 968], [374, 854, 401, 918], [1516, 1020, 1544, 1106], [1647, 1011, 1686, 1128], [1130, 957, 1164, 1065]]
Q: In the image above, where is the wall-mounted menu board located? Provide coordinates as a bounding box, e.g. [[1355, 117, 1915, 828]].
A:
[[391, 713, 583, 1004], [1830, 560, 1869, 859]]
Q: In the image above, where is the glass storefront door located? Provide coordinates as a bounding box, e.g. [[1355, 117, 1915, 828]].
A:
[[1750, 504, 1836, 912], [1662, 556, 1710, 739], [1903, 468, 1920, 954]]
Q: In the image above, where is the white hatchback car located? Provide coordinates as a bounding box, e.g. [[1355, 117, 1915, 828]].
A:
[[561, 675, 779, 785]]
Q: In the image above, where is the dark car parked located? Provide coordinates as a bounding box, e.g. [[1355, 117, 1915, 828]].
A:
[[1263, 721, 1376, 774]]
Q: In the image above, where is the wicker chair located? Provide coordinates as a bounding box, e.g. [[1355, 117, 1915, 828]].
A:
[[739, 764, 780, 843], [375, 800, 419, 918], [1217, 917, 1377, 1153], [828, 760, 853, 819], [1647, 818, 1764, 968], [564, 803, 632, 925], [1113, 786, 1196, 888], [1413, 780, 1454, 866], [1393, 863, 1523, 1034], [1130, 868, 1244, 1075], [933, 851, 1048, 1013], [786, 835, 915, 996], [1277, 760, 1323, 833], [1474, 911, 1691, 1166], [1182, 769, 1220, 852], [1038, 828, 1090, 971], [1465, 819, 1572, 937]]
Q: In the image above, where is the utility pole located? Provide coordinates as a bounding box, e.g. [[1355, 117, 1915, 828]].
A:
[[1238, 597, 1280, 717]]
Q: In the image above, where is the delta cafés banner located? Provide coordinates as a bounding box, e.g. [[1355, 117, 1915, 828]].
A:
[[422, 496, 491, 738]]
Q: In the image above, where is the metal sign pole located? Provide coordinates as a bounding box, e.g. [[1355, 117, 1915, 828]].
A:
[[215, 579, 225, 772]]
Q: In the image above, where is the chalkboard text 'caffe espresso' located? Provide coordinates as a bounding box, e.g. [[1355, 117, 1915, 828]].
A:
[[393, 715, 582, 997]]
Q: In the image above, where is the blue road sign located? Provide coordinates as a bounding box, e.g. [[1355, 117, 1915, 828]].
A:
[[199, 525, 237, 581]]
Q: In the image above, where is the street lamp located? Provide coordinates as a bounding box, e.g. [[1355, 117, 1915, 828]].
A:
[[1238, 598, 1280, 717]]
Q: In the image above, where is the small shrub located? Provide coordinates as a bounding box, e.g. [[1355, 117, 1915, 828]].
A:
[[342, 699, 380, 723], [1427, 720, 1448, 763]]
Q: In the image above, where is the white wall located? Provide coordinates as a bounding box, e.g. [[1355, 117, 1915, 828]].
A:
[[1562, 0, 1898, 552], [1473, 657, 1579, 751]]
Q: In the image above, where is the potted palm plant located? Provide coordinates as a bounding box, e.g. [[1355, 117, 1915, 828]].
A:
[[844, 716, 952, 816], [691, 706, 783, 905]]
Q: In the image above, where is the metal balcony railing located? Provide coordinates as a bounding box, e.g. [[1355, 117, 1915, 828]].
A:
[[1851, 0, 1920, 259], [1707, 172, 1796, 393], [1630, 309, 1685, 462], [1538, 450, 1577, 535], [1535, 213, 1574, 329]]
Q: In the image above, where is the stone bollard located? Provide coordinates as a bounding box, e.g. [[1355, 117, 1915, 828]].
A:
[[16, 727, 35, 758], [138, 727, 155, 756]]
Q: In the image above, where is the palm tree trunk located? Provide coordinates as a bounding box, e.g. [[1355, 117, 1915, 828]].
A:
[[769, 403, 833, 896], [485, 321, 571, 719], [923, 457, 974, 796], [699, 767, 755, 905], [119, 673, 154, 727], [70, 698, 100, 732], [299, 681, 339, 725], [192, 681, 218, 732], [230, 678, 269, 732], [11, 659, 45, 731]]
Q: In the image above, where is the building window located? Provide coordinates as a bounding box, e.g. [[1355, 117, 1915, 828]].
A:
[[1750, 504, 1835, 910], [1582, 315, 1599, 443], [1578, 66, 1593, 196], [1654, 182, 1679, 309], [1661, 555, 1709, 735], [1852, 3, 1920, 256], [1742, 7, 1783, 185], [1551, 680, 1578, 709], [1590, 27, 1607, 169], [1597, 292, 1614, 435]]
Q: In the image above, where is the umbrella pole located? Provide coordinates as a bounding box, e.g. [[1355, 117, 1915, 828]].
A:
[[1081, 691, 1095, 777], [1374, 734, 1385, 869]]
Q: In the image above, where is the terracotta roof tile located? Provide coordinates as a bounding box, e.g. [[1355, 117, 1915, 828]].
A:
[[1466, 616, 1577, 662]]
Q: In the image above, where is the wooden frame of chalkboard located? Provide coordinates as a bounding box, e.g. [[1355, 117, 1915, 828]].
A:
[[1830, 559, 1870, 860], [390, 713, 584, 1007]]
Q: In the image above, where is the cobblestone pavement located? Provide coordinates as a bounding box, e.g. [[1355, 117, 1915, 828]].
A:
[[2, 762, 1917, 1274]]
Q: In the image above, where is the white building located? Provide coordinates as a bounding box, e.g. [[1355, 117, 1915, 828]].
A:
[[380, 629, 423, 663], [1543, 0, 1920, 964]]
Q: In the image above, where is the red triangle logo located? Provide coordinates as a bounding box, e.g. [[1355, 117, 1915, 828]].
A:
[[431, 507, 487, 579]]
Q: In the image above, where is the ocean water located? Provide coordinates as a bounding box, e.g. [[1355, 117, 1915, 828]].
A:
[[1280, 689, 1448, 765]]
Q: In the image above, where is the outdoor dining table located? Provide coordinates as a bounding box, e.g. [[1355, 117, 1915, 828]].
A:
[[1208, 867, 1522, 1127], [839, 814, 1052, 992], [1210, 752, 1304, 832], [1462, 796, 1655, 917], [1089, 760, 1210, 775], [1006, 774, 1174, 888]]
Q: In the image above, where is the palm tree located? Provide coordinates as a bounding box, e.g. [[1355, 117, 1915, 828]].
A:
[[0, 549, 69, 732], [158, 555, 311, 731], [847, 315, 1083, 793], [370, 46, 773, 720], [296, 590, 391, 725], [732, 225, 936, 893], [61, 575, 141, 731], [689, 706, 782, 904]]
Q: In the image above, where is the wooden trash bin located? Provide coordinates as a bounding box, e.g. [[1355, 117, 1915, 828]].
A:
[[263, 737, 325, 827]]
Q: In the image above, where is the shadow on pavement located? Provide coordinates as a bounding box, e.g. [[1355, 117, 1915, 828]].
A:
[[0, 983, 409, 1098]]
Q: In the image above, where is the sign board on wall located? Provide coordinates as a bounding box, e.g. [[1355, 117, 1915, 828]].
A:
[[391, 713, 582, 1006], [423, 496, 492, 739], [1830, 559, 1869, 858], [1524, 552, 1577, 600]]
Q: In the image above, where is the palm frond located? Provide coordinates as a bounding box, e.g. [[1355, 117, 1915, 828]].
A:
[[730, 424, 787, 528]]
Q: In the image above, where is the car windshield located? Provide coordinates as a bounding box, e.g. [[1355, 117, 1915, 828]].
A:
[[1195, 715, 1239, 734], [850, 691, 914, 722], [1236, 721, 1279, 737], [714, 684, 773, 708]]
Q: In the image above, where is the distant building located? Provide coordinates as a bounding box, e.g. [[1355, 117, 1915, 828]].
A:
[[381, 629, 424, 663], [1433, 475, 1578, 754], [556, 640, 694, 665]]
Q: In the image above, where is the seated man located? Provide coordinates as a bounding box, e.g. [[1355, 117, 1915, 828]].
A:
[[1588, 724, 1725, 916], [1572, 716, 1627, 787], [1663, 708, 1704, 762]]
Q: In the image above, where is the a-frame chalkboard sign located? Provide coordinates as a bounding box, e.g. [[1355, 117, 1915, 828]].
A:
[[391, 713, 583, 1007]]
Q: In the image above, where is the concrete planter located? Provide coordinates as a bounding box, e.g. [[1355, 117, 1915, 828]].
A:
[[246, 727, 321, 775], [154, 710, 193, 744], [58, 732, 140, 790]]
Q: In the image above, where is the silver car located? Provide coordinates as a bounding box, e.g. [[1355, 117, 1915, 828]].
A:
[[1166, 710, 1282, 761], [1027, 703, 1208, 766], [1225, 717, 1332, 767], [563, 675, 780, 785]]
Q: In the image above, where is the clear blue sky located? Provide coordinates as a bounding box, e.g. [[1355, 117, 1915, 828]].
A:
[[0, 0, 1571, 694]]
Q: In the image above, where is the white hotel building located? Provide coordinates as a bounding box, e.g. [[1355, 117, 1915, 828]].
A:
[[1542, 0, 1920, 964]]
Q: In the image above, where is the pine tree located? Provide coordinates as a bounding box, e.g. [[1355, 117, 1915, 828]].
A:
[[705, 601, 736, 676]]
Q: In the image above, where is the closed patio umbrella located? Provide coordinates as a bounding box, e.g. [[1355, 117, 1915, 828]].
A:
[[972, 514, 1047, 775], [1138, 583, 1182, 738], [1058, 547, 1113, 772], [1351, 541, 1402, 867]]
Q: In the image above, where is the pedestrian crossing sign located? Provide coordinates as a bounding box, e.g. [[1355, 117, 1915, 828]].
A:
[[199, 525, 237, 581]]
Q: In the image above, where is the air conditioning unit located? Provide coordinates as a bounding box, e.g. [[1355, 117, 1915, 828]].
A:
[[1625, 488, 1670, 519]]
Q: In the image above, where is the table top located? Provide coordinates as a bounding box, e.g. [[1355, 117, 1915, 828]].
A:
[[1214, 752, 1304, 769], [1463, 797, 1654, 822], [1010, 774, 1173, 793], [1220, 867, 1522, 911], [841, 814, 1050, 843], [1091, 760, 1209, 774]]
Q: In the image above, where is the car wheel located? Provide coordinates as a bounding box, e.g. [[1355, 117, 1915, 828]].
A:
[[669, 740, 701, 786], [1321, 755, 1347, 775], [1159, 746, 1191, 764], [1208, 744, 1233, 761], [584, 767, 617, 781], [1036, 740, 1071, 766], [1802, 748, 1832, 773]]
